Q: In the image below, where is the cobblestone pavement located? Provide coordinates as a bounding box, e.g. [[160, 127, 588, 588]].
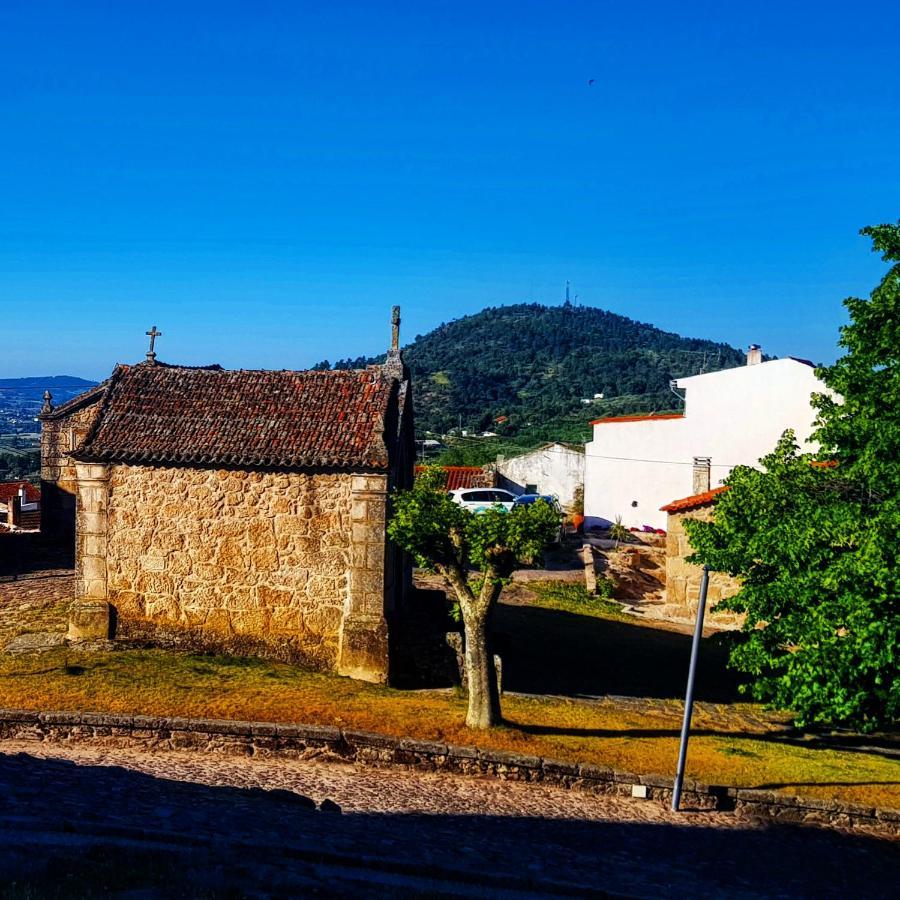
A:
[[2, 741, 897, 898], [0, 570, 73, 644]]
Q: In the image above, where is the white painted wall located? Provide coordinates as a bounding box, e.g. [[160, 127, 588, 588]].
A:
[[496, 443, 585, 509], [584, 358, 829, 531]]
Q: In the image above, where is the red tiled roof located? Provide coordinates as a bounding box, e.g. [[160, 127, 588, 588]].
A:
[[590, 413, 684, 426], [415, 465, 493, 491], [660, 460, 837, 514], [75, 363, 399, 470], [0, 481, 39, 505], [660, 486, 729, 513]]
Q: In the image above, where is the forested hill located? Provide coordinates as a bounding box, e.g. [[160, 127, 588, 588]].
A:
[[0, 375, 98, 399], [327, 303, 749, 441]]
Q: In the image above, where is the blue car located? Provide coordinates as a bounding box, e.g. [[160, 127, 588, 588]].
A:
[[512, 494, 565, 542]]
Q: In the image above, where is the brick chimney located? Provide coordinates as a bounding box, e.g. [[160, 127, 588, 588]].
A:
[[692, 457, 711, 494], [746, 344, 762, 366]]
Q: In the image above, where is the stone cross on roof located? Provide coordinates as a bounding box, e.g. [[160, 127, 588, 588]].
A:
[[384, 306, 405, 380], [391, 305, 400, 352], [145, 325, 163, 364]]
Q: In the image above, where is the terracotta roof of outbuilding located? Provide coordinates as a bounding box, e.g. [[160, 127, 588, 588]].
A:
[[74, 363, 398, 470], [0, 481, 40, 505], [660, 486, 729, 513], [590, 413, 684, 426], [415, 465, 493, 491]]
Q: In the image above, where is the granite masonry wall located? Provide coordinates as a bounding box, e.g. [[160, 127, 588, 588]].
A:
[[663, 505, 743, 629], [40, 400, 103, 538], [74, 462, 392, 677]]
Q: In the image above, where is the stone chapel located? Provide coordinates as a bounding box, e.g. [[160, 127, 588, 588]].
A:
[[39, 310, 414, 683]]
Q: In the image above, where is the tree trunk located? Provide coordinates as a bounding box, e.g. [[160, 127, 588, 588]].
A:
[[460, 602, 501, 729]]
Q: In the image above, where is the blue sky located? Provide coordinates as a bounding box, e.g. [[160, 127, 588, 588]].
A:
[[0, 1, 897, 379]]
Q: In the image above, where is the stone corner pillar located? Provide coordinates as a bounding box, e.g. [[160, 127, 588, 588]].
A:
[[337, 473, 390, 683], [72, 463, 113, 637]]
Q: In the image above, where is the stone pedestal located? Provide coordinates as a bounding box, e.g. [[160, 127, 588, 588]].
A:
[[68, 600, 112, 641]]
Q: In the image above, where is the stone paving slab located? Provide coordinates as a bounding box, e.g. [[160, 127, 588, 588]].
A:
[[2, 740, 898, 898]]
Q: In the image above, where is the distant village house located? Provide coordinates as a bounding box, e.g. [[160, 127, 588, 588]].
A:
[[0, 480, 40, 530], [584, 346, 829, 531], [495, 442, 584, 510]]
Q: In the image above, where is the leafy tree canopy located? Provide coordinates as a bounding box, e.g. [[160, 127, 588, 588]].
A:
[[388, 467, 559, 728], [686, 224, 900, 732]]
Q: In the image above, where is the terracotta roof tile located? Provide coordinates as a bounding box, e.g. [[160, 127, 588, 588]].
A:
[[415, 466, 493, 491], [75, 363, 398, 470], [660, 486, 729, 513], [590, 413, 684, 426], [0, 481, 40, 505]]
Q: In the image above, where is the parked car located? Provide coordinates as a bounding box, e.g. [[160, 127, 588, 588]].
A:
[[511, 494, 565, 543], [447, 488, 517, 513]]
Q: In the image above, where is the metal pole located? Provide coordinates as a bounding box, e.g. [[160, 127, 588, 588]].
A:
[[672, 564, 710, 811]]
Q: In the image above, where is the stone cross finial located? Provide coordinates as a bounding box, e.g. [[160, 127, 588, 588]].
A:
[[145, 325, 163, 364], [41, 390, 54, 414], [391, 306, 400, 352]]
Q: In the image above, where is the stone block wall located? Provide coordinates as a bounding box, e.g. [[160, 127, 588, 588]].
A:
[[663, 506, 743, 629], [77, 463, 385, 673], [41, 400, 103, 538]]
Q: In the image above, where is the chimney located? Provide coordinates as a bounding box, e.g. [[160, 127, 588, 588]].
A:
[[692, 457, 711, 495], [8, 493, 22, 528], [746, 344, 762, 366]]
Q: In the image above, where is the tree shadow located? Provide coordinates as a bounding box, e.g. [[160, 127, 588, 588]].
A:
[[1, 752, 897, 898], [753, 780, 900, 790], [495, 602, 742, 703], [511, 721, 900, 763]]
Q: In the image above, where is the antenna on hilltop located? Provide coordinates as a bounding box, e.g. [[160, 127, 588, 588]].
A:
[[565, 280, 579, 308]]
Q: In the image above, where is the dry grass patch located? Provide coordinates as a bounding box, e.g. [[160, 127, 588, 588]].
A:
[[0, 647, 897, 810]]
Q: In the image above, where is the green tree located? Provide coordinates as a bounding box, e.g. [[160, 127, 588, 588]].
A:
[[686, 224, 900, 732], [388, 469, 560, 728]]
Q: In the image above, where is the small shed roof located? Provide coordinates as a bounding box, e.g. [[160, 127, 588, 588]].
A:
[[660, 486, 729, 513], [415, 465, 492, 491], [590, 413, 684, 427]]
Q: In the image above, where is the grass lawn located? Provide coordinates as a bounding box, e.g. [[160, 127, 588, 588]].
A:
[[0, 643, 896, 810]]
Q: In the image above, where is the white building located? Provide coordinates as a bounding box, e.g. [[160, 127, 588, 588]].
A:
[[583, 348, 828, 531], [495, 442, 585, 509]]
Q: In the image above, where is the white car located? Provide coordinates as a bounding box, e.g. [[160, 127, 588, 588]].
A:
[[447, 488, 517, 513]]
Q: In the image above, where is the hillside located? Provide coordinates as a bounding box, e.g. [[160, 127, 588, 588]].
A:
[[0, 375, 98, 441], [329, 303, 747, 442], [0, 375, 98, 403]]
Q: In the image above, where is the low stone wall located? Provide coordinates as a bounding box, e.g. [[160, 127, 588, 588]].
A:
[[1, 709, 896, 837], [664, 507, 743, 628]]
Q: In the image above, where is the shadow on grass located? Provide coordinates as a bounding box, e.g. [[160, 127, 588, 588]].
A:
[[495, 602, 742, 703], [1, 752, 897, 899], [754, 780, 900, 790], [510, 720, 900, 763]]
